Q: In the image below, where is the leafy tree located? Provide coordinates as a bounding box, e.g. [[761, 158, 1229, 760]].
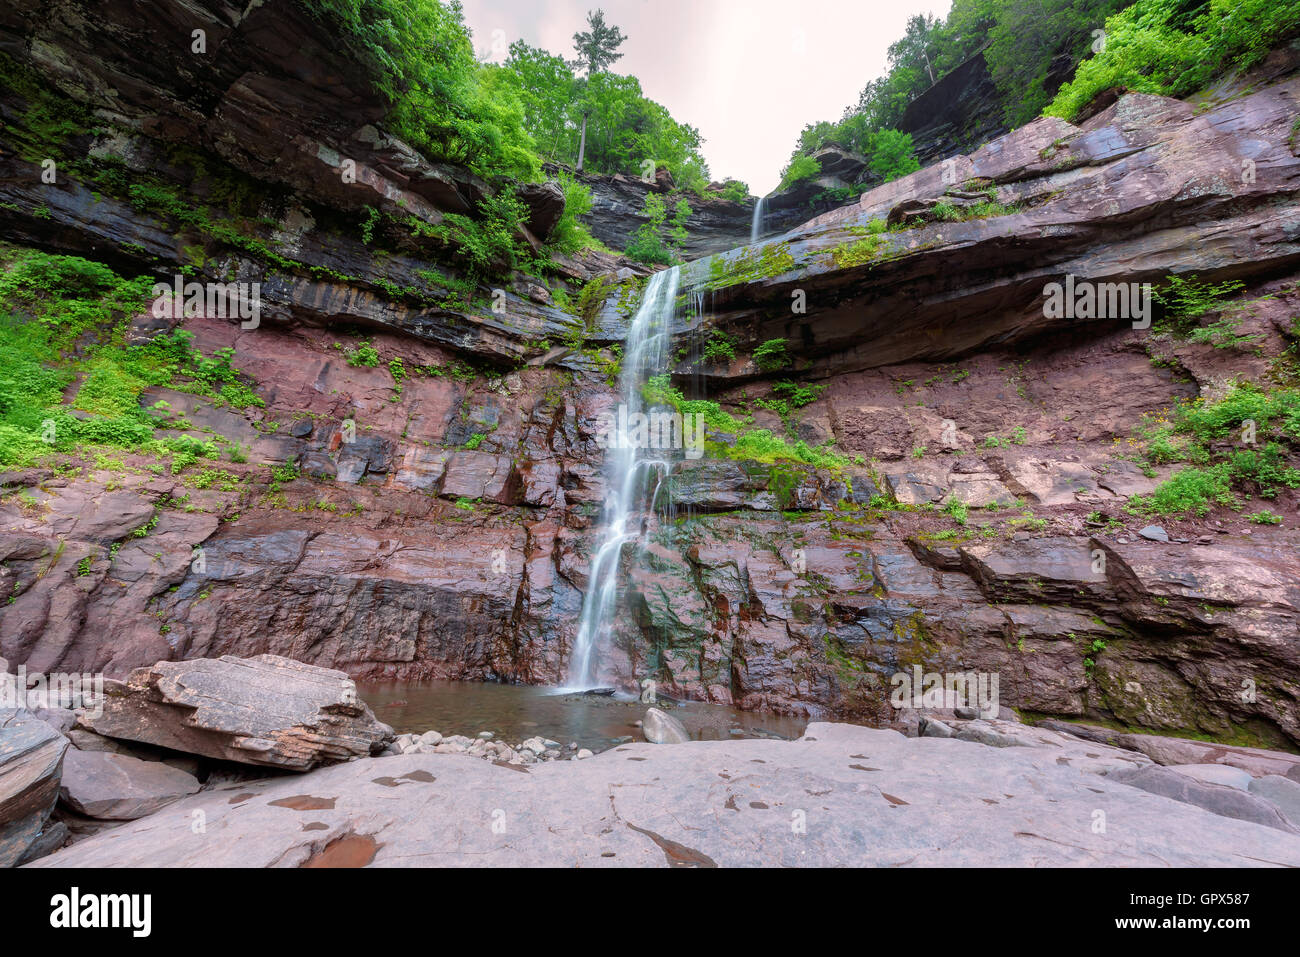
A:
[[780, 0, 1149, 189], [572, 9, 628, 171], [494, 31, 709, 188], [498, 42, 579, 163], [1048, 0, 1300, 120], [984, 0, 1132, 126], [869, 129, 920, 181], [313, 0, 537, 179]]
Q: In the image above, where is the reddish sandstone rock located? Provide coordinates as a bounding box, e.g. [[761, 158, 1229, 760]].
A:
[[83, 656, 393, 771]]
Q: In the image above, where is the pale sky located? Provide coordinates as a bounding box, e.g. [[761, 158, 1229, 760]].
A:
[[462, 0, 952, 195]]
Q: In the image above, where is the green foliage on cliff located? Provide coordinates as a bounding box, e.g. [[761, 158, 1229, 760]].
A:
[[868, 129, 922, 181], [1130, 384, 1300, 516], [311, 0, 537, 180], [549, 174, 601, 254], [718, 181, 750, 204], [1047, 0, 1300, 120], [642, 375, 849, 472], [784, 0, 1134, 187], [780, 128, 920, 193], [753, 338, 792, 373], [779, 156, 822, 192], [701, 332, 737, 364], [0, 247, 255, 469], [705, 244, 797, 290], [626, 195, 692, 265], [643, 375, 749, 434]]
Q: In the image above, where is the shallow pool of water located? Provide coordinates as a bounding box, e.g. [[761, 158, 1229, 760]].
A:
[[357, 680, 808, 753]]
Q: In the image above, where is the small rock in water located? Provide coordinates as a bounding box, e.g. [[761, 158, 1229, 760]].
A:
[[477, 731, 494, 740], [921, 719, 954, 739], [576, 749, 594, 760], [1138, 525, 1169, 542], [567, 742, 578, 750], [420, 731, 442, 747], [642, 708, 690, 745]]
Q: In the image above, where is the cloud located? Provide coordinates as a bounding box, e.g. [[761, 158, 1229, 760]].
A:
[[461, 0, 951, 194]]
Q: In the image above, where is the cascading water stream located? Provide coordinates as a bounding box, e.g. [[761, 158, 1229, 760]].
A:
[[565, 265, 682, 690], [750, 194, 767, 244]]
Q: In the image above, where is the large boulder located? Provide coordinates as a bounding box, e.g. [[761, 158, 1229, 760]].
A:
[[0, 709, 68, 867], [58, 750, 200, 820], [642, 708, 689, 745], [516, 181, 566, 241], [83, 656, 393, 771]]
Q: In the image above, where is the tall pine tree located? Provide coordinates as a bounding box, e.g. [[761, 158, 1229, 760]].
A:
[[572, 9, 627, 171]]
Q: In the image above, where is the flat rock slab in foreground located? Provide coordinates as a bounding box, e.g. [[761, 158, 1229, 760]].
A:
[[31, 724, 1300, 867], [83, 655, 393, 771]]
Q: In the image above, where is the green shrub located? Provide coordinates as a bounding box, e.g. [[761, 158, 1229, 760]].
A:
[[549, 173, 598, 254], [719, 180, 749, 204], [770, 380, 825, 409], [753, 338, 791, 372], [1133, 384, 1300, 515], [702, 332, 736, 364], [1247, 510, 1282, 525], [778, 155, 821, 192], [345, 341, 380, 368], [1153, 275, 1248, 329], [626, 194, 676, 265], [439, 187, 531, 280], [1128, 465, 1237, 517], [868, 129, 920, 182]]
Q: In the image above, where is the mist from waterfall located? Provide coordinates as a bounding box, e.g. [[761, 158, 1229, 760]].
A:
[[750, 194, 767, 244], [564, 265, 682, 690]]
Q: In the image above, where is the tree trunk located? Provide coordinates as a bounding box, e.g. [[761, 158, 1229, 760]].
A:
[[577, 112, 589, 171]]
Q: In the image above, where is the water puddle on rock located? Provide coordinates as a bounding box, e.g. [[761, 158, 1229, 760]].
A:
[[357, 680, 808, 754]]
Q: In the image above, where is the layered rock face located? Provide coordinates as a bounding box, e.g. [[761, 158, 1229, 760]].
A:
[[0, 709, 68, 866], [0, 1, 1298, 756], [544, 163, 755, 259]]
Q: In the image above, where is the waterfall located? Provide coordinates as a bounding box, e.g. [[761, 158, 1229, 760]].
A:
[[565, 265, 682, 690], [750, 194, 767, 244]]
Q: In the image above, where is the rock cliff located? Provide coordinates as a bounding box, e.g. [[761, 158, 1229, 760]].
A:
[[0, 1, 1297, 754]]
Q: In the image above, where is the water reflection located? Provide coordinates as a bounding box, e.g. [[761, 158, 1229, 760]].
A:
[[357, 680, 808, 753]]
